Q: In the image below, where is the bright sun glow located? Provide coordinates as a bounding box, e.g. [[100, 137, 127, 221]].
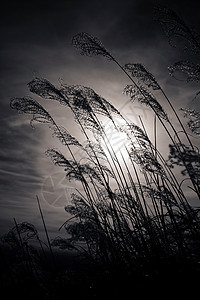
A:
[[102, 118, 133, 161]]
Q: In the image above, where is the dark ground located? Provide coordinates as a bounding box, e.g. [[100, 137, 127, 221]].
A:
[[1, 243, 200, 299]]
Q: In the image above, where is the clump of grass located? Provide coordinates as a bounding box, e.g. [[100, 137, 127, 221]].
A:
[[7, 4, 200, 295]]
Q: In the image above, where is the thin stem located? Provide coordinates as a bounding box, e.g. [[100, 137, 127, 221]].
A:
[[160, 88, 194, 150], [13, 217, 31, 272], [36, 195, 55, 267]]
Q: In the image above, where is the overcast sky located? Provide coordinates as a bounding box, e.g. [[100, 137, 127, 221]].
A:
[[1, 0, 200, 239]]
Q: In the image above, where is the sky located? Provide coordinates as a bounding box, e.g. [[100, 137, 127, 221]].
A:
[[1, 0, 200, 240]]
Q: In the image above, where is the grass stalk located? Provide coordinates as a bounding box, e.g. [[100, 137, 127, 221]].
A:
[[36, 195, 55, 268]]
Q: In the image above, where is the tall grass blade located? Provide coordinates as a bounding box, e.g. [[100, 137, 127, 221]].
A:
[[36, 195, 55, 267]]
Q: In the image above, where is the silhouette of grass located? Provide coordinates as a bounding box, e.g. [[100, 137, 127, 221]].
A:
[[2, 4, 200, 299]]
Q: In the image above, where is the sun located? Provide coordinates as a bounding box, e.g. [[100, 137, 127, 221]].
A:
[[101, 118, 131, 161]]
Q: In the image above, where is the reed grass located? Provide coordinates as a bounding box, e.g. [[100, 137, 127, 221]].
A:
[[3, 4, 200, 297]]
